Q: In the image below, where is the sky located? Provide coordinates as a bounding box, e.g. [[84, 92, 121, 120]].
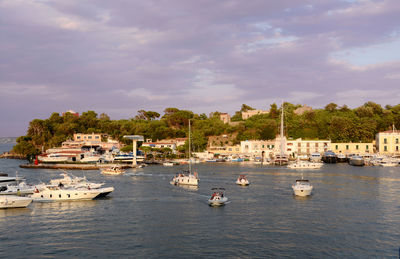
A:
[[1, 0, 400, 137]]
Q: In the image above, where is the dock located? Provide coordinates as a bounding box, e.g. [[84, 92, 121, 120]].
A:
[[19, 163, 134, 170]]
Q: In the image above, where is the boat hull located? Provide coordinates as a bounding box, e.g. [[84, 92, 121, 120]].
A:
[[0, 195, 32, 209], [292, 186, 313, 196], [208, 197, 228, 206], [349, 158, 364, 166]]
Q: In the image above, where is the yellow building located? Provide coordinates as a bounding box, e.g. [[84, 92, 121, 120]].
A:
[[331, 142, 374, 155], [376, 129, 400, 155], [74, 133, 101, 142]]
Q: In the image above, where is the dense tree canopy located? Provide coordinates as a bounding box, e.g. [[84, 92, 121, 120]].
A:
[[12, 102, 400, 158]]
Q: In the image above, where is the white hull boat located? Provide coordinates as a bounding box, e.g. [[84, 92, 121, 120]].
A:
[[0, 182, 37, 195], [30, 186, 102, 202], [208, 188, 228, 206], [170, 172, 199, 186], [235, 175, 250, 186], [292, 178, 313, 197], [163, 162, 174, 167], [0, 176, 17, 187], [50, 172, 104, 189], [101, 166, 125, 175], [288, 161, 323, 169], [0, 195, 32, 209]]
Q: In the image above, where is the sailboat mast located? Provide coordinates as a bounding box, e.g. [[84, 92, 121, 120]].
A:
[[189, 119, 192, 173], [280, 101, 284, 165]]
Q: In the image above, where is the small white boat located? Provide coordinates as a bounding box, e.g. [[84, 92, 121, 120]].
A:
[[30, 186, 102, 202], [0, 195, 32, 209], [292, 176, 313, 197], [101, 166, 125, 175], [208, 188, 228, 206], [288, 161, 323, 169], [235, 175, 250, 186], [163, 162, 174, 167]]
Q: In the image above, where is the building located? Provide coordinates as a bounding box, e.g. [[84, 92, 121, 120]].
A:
[[294, 105, 313, 115], [219, 113, 231, 124], [376, 128, 400, 155], [331, 142, 374, 155], [288, 138, 331, 156], [240, 140, 276, 158], [62, 110, 79, 117], [241, 109, 269, 120], [141, 141, 177, 153], [61, 133, 122, 151]]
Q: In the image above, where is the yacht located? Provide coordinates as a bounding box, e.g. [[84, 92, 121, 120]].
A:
[[322, 151, 337, 163], [348, 155, 364, 166], [38, 153, 69, 163], [288, 161, 323, 169], [0, 176, 17, 187], [0, 182, 37, 196], [170, 120, 199, 186], [50, 172, 105, 189], [310, 152, 322, 162], [208, 188, 228, 206], [163, 162, 174, 167], [0, 195, 32, 209], [101, 166, 125, 175], [235, 175, 250, 186], [292, 175, 313, 197], [336, 153, 348, 163], [30, 185, 102, 202]]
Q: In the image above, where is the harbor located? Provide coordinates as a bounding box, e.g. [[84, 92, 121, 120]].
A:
[[1, 152, 400, 257]]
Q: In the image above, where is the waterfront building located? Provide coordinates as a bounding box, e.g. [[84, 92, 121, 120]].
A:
[[62, 133, 122, 151], [376, 128, 400, 155], [331, 142, 374, 155], [240, 140, 276, 158], [287, 138, 331, 157], [241, 109, 269, 120]]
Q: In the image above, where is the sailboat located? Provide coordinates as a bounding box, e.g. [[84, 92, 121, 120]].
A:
[[275, 102, 289, 165], [170, 120, 199, 186]]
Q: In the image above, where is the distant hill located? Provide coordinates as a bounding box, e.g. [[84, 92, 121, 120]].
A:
[[0, 137, 17, 144]]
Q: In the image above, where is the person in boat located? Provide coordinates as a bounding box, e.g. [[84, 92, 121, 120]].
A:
[[58, 182, 64, 188]]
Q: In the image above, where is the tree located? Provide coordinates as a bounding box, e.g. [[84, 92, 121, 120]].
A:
[[325, 103, 338, 112], [240, 104, 255, 112]]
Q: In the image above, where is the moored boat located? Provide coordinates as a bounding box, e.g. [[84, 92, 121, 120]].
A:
[[348, 155, 364, 166], [101, 166, 125, 175], [0, 195, 32, 209], [30, 186, 101, 202], [322, 151, 337, 163], [288, 161, 323, 169]]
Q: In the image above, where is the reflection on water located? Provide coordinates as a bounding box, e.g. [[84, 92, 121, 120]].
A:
[[0, 156, 400, 257]]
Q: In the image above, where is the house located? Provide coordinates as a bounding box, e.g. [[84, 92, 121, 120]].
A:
[[375, 127, 400, 154], [219, 113, 231, 124], [241, 109, 269, 120]]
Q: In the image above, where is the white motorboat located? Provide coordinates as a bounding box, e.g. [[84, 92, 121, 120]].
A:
[[292, 175, 313, 197], [170, 120, 199, 186], [50, 172, 104, 189], [288, 161, 323, 169], [235, 175, 250, 186], [38, 153, 69, 163], [0, 195, 32, 209], [101, 166, 125, 175], [30, 186, 102, 202], [0, 182, 37, 195], [170, 171, 199, 186], [0, 176, 17, 187], [163, 162, 174, 167], [348, 155, 364, 166], [208, 188, 228, 206]]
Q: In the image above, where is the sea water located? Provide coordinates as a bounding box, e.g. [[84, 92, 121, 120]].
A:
[[0, 145, 399, 258]]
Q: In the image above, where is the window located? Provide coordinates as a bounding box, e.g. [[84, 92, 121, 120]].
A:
[[346, 145, 349, 150], [396, 139, 399, 144], [50, 194, 52, 198], [298, 143, 301, 147], [306, 143, 310, 147], [59, 194, 61, 198], [384, 146, 387, 151], [88, 136, 92, 139], [356, 145, 359, 150], [315, 143, 319, 147], [366, 145, 369, 150], [262, 145, 265, 148], [228, 148, 232, 151], [67, 194, 70, 198], [384, 138, 387, 144], [77, 136, 81, 139], [95, 136, 100, 139], [245, 145, 249, 149], [397, 146, 399, 152], [335, 145, 338, 150]]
